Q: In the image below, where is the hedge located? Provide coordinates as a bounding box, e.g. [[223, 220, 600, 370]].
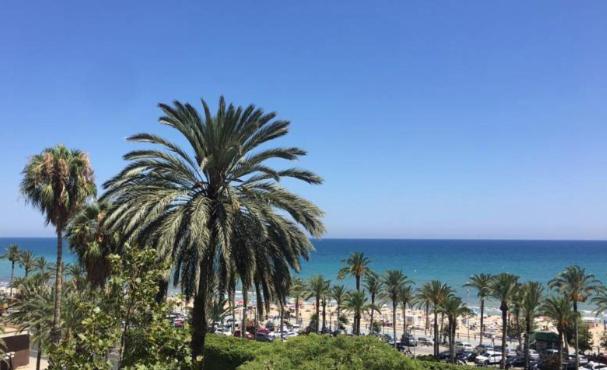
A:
[[204, 334, 483, 370]]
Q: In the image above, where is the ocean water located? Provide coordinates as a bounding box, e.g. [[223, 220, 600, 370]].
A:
[[2, 238, 607, 309]]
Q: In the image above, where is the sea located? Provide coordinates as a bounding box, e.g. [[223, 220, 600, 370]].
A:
[[2, 238, 607, 312]]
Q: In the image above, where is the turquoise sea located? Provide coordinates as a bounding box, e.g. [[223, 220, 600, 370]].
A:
[[2, 238, 607, 309]]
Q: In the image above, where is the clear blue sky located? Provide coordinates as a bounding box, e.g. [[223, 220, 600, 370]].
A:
[[1, 1, 606, 239]]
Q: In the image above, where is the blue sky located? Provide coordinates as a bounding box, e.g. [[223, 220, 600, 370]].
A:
[[1, 1, 606, 239]]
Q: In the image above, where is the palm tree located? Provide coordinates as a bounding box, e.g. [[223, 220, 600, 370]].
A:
[[320, 279, 331, 332], [490, 273, 519, 369], [364, 271, 383, 333], [33, 256, 50, 274], [542, 296, 574, 370], [464, 273, 493, 345], [343, 290, 376, 335], [66, 200, 120, 287], [21, 145, 96, 342], [101, 98, 324, 364], [549, 265, 600, 370], [331, 285, 347, 331], [419, 280, 453, 357], [521, 282, 544, 370], [441, 295, 472, 363], [338, 252, 370, 292], [289, 278, 306, 325], [1, 244, 21, 298], [399, 285, 415, 339], [19, 250, 35, 278], [307, 275, 330, 333], [8, 274, 53, 370], [383, 270, 408, 349]]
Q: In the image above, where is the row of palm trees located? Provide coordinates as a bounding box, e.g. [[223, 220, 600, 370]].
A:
[[464, 266, 607, 370], [18, 97, 325, 369], [1, 244, 49, 298], [294, 253, 607, 370], [296, 252, 472, 364]]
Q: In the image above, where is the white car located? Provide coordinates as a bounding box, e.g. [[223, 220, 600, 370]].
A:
[[475, 351, 503, 366], [528, 349, 539, 360]]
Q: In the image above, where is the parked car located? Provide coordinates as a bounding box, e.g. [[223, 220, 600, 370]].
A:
[[401, 334, 418, 347], [255, 332, 274, 342], [457, 351, 476, 363], [475, 350, 503, 366], [418, 337, 433, 346]]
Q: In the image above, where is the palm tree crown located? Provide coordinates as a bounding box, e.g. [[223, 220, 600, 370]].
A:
[[101, 97, 324, 364], [337, 252, 370, 291]]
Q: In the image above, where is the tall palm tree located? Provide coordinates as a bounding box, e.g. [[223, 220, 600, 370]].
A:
[[399, 285, 415, 339], [101, 98, 324, 364], [331, 284, 347, 331], [521, 282, 544, 370], [549, 265, 600, 370], [1, 244, 21, 298], [364, 271, 383, 333], [66, 200, 120, 288], [289, 278, 306, 325], [441, 295, 472, 363], [383, 270, 408, 349], [338, 252, 370, 292], [419, 280, 453, 357], [21, 145, 96, 342], [464, 273, 493, 345], [343, 290, 376, 335], [542, 296, 574, 370], [19, 250, 35, 278], [490, 273, 519, 369], [307, 275, 330, 333], [320, 279, 331, 332]]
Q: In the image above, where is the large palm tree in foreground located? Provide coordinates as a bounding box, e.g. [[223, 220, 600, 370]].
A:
[[1, 244, 21, 298], [102, 98, 324, 365], [464, 273, 493, 345], [383, 270, 408, 349], [549, 265, 600, 370], [21, 145, 96, 342], [490, 273, 519, 369]]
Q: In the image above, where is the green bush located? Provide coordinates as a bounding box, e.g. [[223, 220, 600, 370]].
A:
[[204, 334, 485, 370], [204, 335, 266, 370], [238, 335, 416, 370]]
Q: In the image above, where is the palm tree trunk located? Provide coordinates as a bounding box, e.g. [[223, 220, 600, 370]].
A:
[[315, 296, 320, 333], [242, 286, 248, 339], [9, 262, 14, 299], [51, 227, 63, 343], [501, 305, 507, 369], [434, 310, 439, 357], [356, 275, 360, 292], [322, 299, 327, 332], [524, 314, 531, 370], [479, 298, 484, 345], [558, 330, 563, 370], [230, 289, 235, 335], [280, 303, 284, 341], [369, 294, 375, 333], [36, 342, 42, 370], [574, 301, 579, 370], [449, 318, 455, 363], [295, 296, 300, 325], [392, 301, 397, 349], [336, 305, 341, 330], [191, 251, 214, 369], [425, 304, 429, 335], [402, 303, 407, 338]]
